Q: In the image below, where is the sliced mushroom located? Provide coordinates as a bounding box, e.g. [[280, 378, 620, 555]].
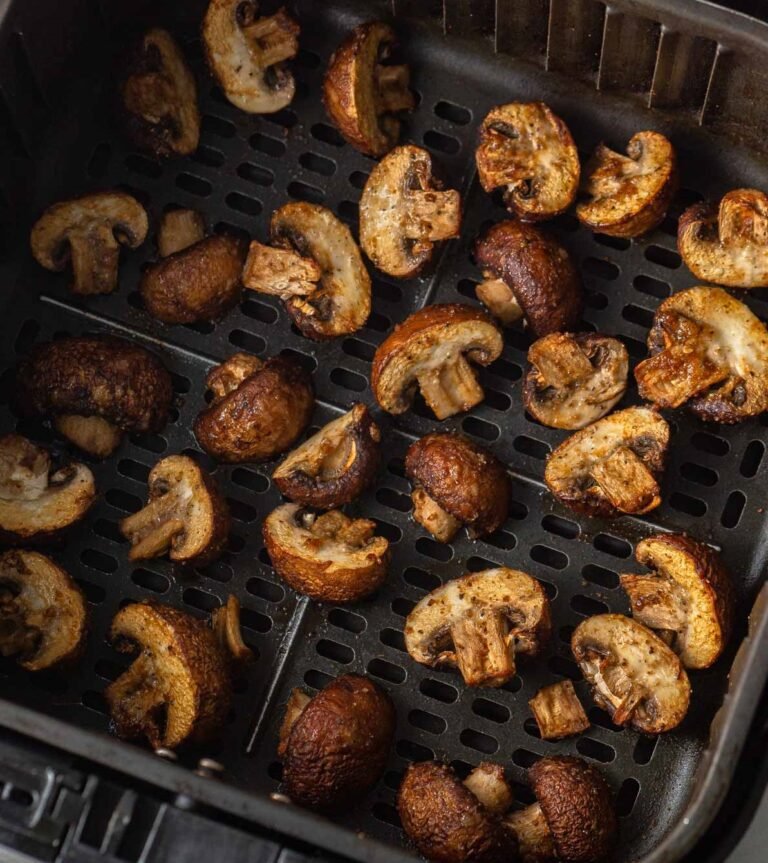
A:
[[273, 404, 380, 508], [405, 433, 509, 543], [202, 0, 299, 114], [620, 533, 733, 669], [359, 145, 461, 278], [211, 595, 254, 671], [121, 28, 200, 158], [158, 208, 205, 257], [194, 353, 314, 462], [572, 613, 691, 733], [371, 304, 503, 419], [120, 455, 230, 565], [576, 131, 678, 237], [476, 102, 580, 221], [528, 680, 590, 741], [404, 568, 551, 688], [634, 286, 768, 423], [30, 192, 148, 296], [474, 220, 583, 337], [278, 674, 395, 811], [544, 406, 669, 518], [524, 333, 628, 429], [0, 550, 87, 671], [323, 22, 415, 157], [243, 202, 371, 339], [678, 189, 768, 288], [263, 504, 389, 602]]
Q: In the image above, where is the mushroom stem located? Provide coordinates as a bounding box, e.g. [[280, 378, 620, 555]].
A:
[[0, 590, 40, 658], [620, 574, 687, 632], [68, 226, 120, 295], [505, 802, 556, 861], [375, 64, 415, 113], [243, 241, 321, 298], [528, 336, 593, 388], [107, 651, 167, 746], [404, 189, 461, 242], [463, 763, 514, 816], [212, 596, 253, 668], [54, 414, 124, 458], [242, 10, 300, 67], [475, 278, 524, 327], [719, 193, 768, 245], [206, 353, 264, 401], [586, 652, 642, 725], [158, 209, 205, 258], [0, 436, 50, 501], [449, 612, 515, 688], [277, 687, 312, 757], [417, 354, 485, 420], [590, 446, 660, 514], [121, 490, 189, 561], [128, 518, 186, 561], [635, 343, 728, 408], [411, 487, 461, 543]]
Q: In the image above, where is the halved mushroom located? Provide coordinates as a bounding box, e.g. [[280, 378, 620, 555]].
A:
[[404, 568, 551, 688], [620, 533, 733, 669], [202, 0, 299, 114], [30, 192, 148, 296], [528, 680, 590, 741], [524, 333, 628, 429], [157, 208, 205, 257], [359, 145, 461, 278], [576, 131, 678, 237], [474, 221, 584, 337], [278, 674, 395, 811], [405, 433, 510, 543], [476, 102, 580, 221], [323, 22, 415, 157], [0, 550, 86, 671], [634, 286, 768, 423], [263, 504, 389, 602], [121, 28, 200, 158], [544, 406, 669, 518], [678, 189, 768, 288], [273, 404, 380, 508], [371, 304, 503, 419], [211, 594, 254, 671], [120, 455, 230, 565], [243, 202, 371, 339], [194, 353, 314, 462], [572, 614, 691, 733]]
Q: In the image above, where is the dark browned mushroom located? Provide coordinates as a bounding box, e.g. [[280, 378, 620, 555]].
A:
[[528, 680, 590, 741]]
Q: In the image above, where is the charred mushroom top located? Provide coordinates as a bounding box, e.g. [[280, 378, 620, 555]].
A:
[[157, 208, 206, 257], [528, 680, 590, 741]]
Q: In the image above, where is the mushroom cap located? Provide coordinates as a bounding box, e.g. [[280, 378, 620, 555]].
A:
[[194, 353, 314, 463], [281, 674, 395, 811], [544, 406, 669, 518], [678, 189, 768, 288], [476, 102, 580, 221], [405, 433, 509, 538], [273, 404, 380, 509], [572, 613, 691, 734], [397, 761, 518, 863], [576, 131, 678, 238], [474, 221, 584, 337]]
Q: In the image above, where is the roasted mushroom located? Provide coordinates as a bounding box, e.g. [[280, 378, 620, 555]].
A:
[[273, 404, 380, 508], [323, 22, 415, 157], [678, 189, 768, 288], [476, 102, 580, 221], [371, 304, 503, 419], [211, 594, 254, 671], [15, 335, 173, 458], [202, 0, 299, 114], [620, 534, 733, 669], [474, 221, 584, 337], [576, 131, 677, 238], [528, 680, 590, 741], [359, 145, 461, 279], [634, 286, 768, 423], [544, 406, 670, 519], [157, 208, 205, 257], [405, 433, 509, 543], [572, 614, 691, 733], [278, 674, 395, 811], [243, 202, 371, 339], [524, 333, 628, 429], [121, 28, 200, 158], [30, 192, 148, 296], [119, 455, 230, 565], [0, 550, 87, 671], [194, 353, 314, 463], [404, 568, 551, 688]]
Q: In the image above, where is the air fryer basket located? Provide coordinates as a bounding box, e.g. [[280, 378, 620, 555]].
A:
[[1, 0, 768, 861]]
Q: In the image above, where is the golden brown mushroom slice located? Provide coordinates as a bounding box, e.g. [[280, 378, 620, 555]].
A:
[[157, 208, 206, 258], [211, 595, 254, 671], [620, 533, 733, 669], [572, 613, 691, 734], [30, 192, 148, 296], [0, 550, 87, 671], [371, 304, 503, 420], [524, 333, 628, 429], [544, 406, 669, 519], [576, 131, 678, 238], [476, 102, 580, 221], [359, 145, 461, 279], [202, 0, 299, 114], [121, 28, 200, 158], [323, 22, 415, 157], [635, 286, 768, 423], [528, 680, 590, 741], [678, 189, 768, 288], [404, 568, 551, 688]]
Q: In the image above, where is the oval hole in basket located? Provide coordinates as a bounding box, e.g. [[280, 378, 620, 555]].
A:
[[132, 568, 169, 594], [330, 367, 366, 392], [80, 549, 117, 574], [530, 545, 568, 570], [420, 677, 458, 703], [460, 728, 498, 754], [633, 735, 658, 765], [514, 436, 550, 460], [512, 748, 540, 769], [416, 537, 453, 562], [183, 587, 219, 613], [645, 244, 681, 269], [231, 468, 269, 494], [372, 802, 401, 827], [582, 563, 619, 589], [328, 608, 366, 633], [409, 709, 446, 735], [434, 100, 472, 125], [548, 655, 580, 680], [541, 513, 579, 539], [634, 274, 670, 299], [472, 698, 510, 724], [741, 440, 764, 478], [403, 566, 441, 592], [380, 628, 406, 652], [376, 487, 411, 513], [721, 491, 746, 528], [616, 778, 641, 817], [392, 597, 415, 618], [304, 668, 333, 690], [680, 462, 718, 486], [576, 737, 615, 763], [367, 657, 406, 684], [423, 129, 460, 154], [316, 639, 353, 664], [397, 739, 434, 761], [691, 431, 729, 456], [246, 577, 284, 603], [670, 492, 707, 517], [593, 533, 632, 558], [462, 416, 500, 441], [571, 594, 609, 616]]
